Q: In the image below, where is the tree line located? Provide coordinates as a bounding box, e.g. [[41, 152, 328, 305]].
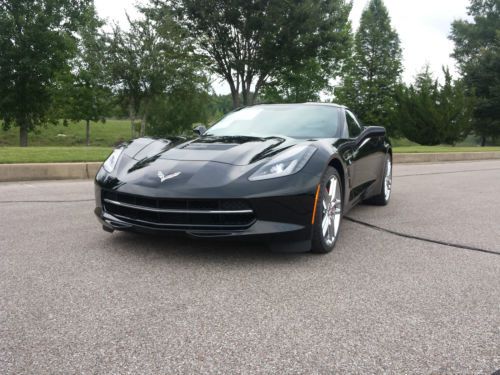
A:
[[0, 0, 498, 147]]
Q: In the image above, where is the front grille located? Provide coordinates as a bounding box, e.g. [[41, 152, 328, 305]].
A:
[[101, 190, 255, 230]]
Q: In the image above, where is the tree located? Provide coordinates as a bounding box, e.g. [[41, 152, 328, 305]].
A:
[[397, 67, 442, 145], [0, 0, 92, 146], [147, 82, 211, 137], [450, 0, 500, 145], [156, 0, 352, 108], [396, 66, 473, 145], [438, 68, 474, 145], [58, 5, 111, 146], [335, 0, 402, 135], [259, 58, 329, 103], [206, 94, 233, 121], [107, 9, 201, 137], [107, 20, 160, 139]]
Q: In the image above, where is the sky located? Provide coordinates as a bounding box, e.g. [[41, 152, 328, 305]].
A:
[[94, 0, 471, 93], [350, 0, 470, 82]]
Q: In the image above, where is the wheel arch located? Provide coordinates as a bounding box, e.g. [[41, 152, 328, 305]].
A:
[[328, 157, 346, 196]]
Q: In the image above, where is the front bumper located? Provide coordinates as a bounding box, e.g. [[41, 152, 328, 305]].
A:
[[94, 184, 317, 250]]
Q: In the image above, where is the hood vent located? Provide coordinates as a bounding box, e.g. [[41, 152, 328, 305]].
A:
[[183, 143, 237, 151]]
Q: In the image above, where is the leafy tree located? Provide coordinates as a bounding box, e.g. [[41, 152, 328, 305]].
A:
[[450, 0, 500, 146], [335, 0, 402, 135], [259, 58, 329, 103], [396, 66, 473, 145], [206, 93, 233, 122], [57, 5, 111, 146], [438, 68, 474, 145], [0, 0, 92, 146], [147, 82, 211, 136], [155, 0, 352, 108], [397, 67, 441, 145], [107, 19, 160, 139], [107, 9, 201, 137]]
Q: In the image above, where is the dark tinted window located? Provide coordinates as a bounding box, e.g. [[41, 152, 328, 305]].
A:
[[346, 110, 362, 138], [206, 105, 341, 139]]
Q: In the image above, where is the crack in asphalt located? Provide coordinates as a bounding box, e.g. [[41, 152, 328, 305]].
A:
[[394, 167, 500, 178], [345, 216, 500, 256]]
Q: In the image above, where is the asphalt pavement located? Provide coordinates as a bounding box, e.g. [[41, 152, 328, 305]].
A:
[[1, 160, 499, 374]]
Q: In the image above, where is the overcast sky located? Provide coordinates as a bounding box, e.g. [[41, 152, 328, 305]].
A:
[[95, 0, 471, 93]]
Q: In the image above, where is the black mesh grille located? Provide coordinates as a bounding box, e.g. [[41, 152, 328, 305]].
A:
[[101, 190, 255, 230]]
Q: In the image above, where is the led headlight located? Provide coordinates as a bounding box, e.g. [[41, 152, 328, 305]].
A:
[[103, 148, 124, 173], [249, 144, 316, 181]]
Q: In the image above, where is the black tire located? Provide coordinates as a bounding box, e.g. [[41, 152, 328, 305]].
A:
[[311, 167, 343, 254], [365, 153, 392, 206]]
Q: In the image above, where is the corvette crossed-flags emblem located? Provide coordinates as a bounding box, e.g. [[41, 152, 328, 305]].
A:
[[157, 171, 181, 182]]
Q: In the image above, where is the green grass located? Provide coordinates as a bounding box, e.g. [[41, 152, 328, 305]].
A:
[[1, 120, 499, 163], [0, 119, 131, 147], [0, 147, 112, 164], [389, 138, 419, 147], [393, 146, 500, 153], [1, 145, 499, 164]]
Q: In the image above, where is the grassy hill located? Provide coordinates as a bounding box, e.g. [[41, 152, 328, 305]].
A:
[[0, 119, 132, 147], [1, 119, 499, 163]]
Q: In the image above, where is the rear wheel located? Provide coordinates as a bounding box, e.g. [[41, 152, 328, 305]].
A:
[[311, 167, 343, 254], [366, 154, 392, 206]]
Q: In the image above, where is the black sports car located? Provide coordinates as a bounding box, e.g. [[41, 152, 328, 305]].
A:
[[94, 103, 392, 253]]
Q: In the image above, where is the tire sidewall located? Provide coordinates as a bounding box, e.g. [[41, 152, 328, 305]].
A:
[[312, 167, 343, 253], [381, 154, 392, 204]]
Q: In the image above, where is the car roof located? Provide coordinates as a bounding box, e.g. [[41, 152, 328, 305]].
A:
[[302, 102, 346, 109], [250, 102, 347, 109]]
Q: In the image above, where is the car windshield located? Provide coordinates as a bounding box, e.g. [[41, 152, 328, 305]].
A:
[[205, 105, 341, 139]]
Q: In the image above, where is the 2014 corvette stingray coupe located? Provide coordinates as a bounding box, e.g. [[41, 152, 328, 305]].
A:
[[95, 103, 392, 253]]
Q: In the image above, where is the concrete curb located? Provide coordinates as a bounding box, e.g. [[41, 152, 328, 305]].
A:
[[393, 151, 500, 164], [0, 152, 499, 182], [0, 162, 102, 182]]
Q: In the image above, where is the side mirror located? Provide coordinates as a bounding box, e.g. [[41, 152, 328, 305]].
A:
[[193, 125, 207, 136], [355, 125, 386, 147], [362, 125, 386, 137]]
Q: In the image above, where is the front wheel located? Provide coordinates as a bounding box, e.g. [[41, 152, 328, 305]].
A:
[[311, 167, 343, 254]]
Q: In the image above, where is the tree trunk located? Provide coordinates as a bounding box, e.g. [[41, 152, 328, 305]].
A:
[[252, 76, 266, 105], [129, 104, 136, 139], [242, 78, 253, 106], [225, 73, 241, 109], [230, 89, 240, 109], [140, 114, 146, 137], [19, 120, 28, 147], [242, 87, 248, 106], [85, 119, 90, 146], [480, 136, 486, 147]]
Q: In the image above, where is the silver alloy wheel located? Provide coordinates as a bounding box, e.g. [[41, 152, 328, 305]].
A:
[[384, 158, 392, 201], [321, 176, 342, 246]]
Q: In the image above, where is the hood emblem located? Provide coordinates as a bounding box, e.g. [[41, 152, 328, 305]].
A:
[[157, 171, 181, 182]]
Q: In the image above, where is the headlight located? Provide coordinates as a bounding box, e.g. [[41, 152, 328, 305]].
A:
[[249, 144, 316, 181], [103, 148, 124, 173]]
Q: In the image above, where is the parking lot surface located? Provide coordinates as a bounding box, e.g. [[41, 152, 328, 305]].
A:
[[1, 160, 499, 374]]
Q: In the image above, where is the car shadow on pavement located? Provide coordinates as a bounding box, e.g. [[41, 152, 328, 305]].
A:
[[102, 230, 313, 266]]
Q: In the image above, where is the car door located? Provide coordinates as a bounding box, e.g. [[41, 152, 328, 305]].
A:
[[343, 110, 381, 200]]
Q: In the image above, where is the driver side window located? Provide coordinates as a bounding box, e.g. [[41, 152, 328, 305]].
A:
[[345, 110, 362, 138]]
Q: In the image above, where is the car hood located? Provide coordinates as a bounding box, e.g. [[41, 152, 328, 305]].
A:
[[99, 135, 333, 195], [123, 135, 304, 168]]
